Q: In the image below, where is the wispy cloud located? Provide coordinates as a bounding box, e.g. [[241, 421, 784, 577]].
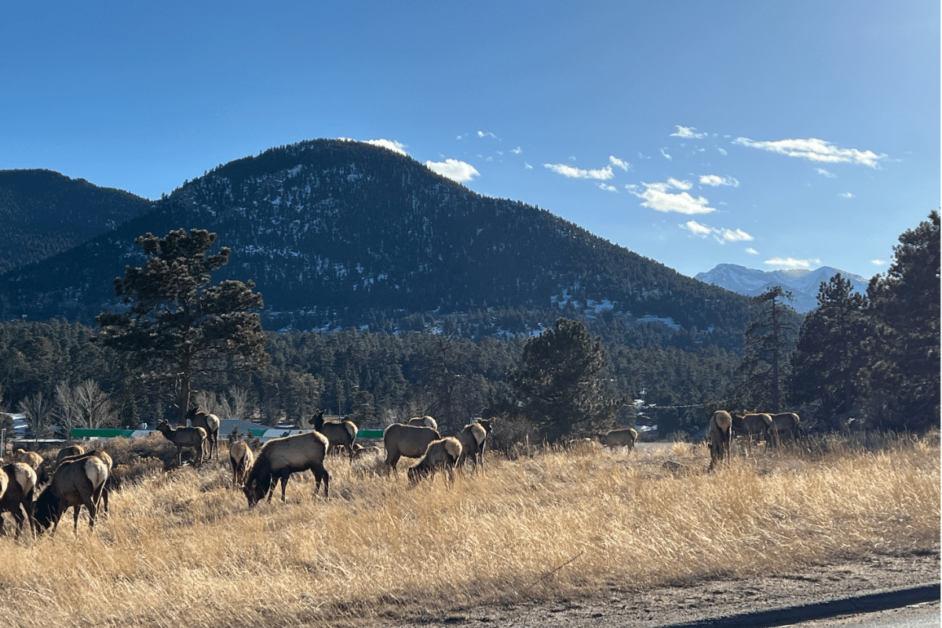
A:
[[524, 162, 533, 169], [599, 183, 618, 192], [839, 192, 854, 198], [816, 168, 836, 178], [733, 137, 886, 167], [512, 146, 522, 154], [699, 174, 740, 187], [544, 163, 614, 180], [425, 159, 480, 183], [671, 125, 707, 139], [717, 147, 728, 156], [683, 220, 753, 243], [363, 139, 408, 156], [745, 247, 759, 255], [764, 257, 821, 270], [630, 179, 715, 215], [871, 259, 887, 266], [660, 148, 672, 160], [477, 131, 497, 139], [609, 155, 631, 171]]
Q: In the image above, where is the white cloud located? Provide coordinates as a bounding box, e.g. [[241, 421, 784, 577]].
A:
[[682, 220, 753, 243], [544, 163, 614, 180], [660, 148, 672, 160], [638, 152, 651, 160], [477, 131, 497, 139], [671, 125, 707, 139], [717, 147, 728, 156], [839, 192, 854, 198], [745, 247, 759, 255], [816, 168, 836, 178], [699, 174, 740, 187], [599, 183, 618, 192], [630, 179, 716, 215], [512, 146, 522, 154], [425, 159, 480, 182], [667, 178, 692, 190], [365, 139, 408, 156], [609, 155, 631, 171], [764, 257, 821, 270], [733, 137, 886, 167], [524, 162, 533, 169], [871, 259, 887, 266]]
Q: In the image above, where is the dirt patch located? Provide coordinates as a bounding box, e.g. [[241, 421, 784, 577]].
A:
[[383, 551, 939, 628]]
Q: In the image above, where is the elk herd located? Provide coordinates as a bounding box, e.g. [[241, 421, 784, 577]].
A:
[[0, 404, 802, 536]]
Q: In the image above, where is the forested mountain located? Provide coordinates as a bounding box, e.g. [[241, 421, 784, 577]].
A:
[[0, 140, 753, 351], [0, 170, 153, 275]]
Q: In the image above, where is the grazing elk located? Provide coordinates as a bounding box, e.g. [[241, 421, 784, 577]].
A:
[[383, 423, 441, 472], [0, 462, 37, 537], [407, 416, 438, 430], [157, 421, 208, 467], [60, 450, 114, 514], [708, 410, 733, 470], [769, 412, 803, 445], [228, 441, 254, 488], [599, 427, 639, 452], [187, 407, 221, 460], [33, 453, 109, 534], [243, 431, 330, 507], [408, 437, 463, 484], [456, 418, 495, 471], [55, 445, 85, 469], [311, 410, 358, 459]]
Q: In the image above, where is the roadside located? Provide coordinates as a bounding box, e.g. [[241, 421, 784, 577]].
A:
[[383, 552, 939, 628]]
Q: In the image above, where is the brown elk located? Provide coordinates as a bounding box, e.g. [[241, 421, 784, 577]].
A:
[[55, 445, 85, 469], [708, 410, 733, 470], [599, 427, 639, 451], [407, 415, 438, 430], [311, 410, 358, 459], [187, 407, 221, 460], [383, 423, 441, 471], [769, 412, 803, 445], [157, 420, 207, 467], [408, 437, 463, 483], [456, 418, 495, 471], [243, 431, 330, 507], [228, 441, 254, 487], [0, 462, 37, 537], [33, 454, 109, 534]]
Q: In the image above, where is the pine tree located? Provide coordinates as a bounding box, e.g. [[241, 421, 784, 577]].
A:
[[736, 286, 798, 411], [789, 274, 869, 426], [96, 229, 269, 425], [861, 211, 940, 430], [508, 318, 625, 442]]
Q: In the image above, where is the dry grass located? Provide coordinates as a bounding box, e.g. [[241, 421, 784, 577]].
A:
[[0, 434, 937, 627]]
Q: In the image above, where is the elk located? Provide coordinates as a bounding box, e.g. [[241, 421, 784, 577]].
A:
[[229, 441, 254, 487], [408, 437, 463, 483], [187, 407, 221, 460], [157, 420, 208, 467], [731, 413, 773, 444], [456, 418, 495, 471], [55, 445, 85, 469], [383, 423, 441, 471], [769, 412, 803, 445], [311, 410, 358, 459], [0, 462, 37, 537], [708, 410, 733, 470], [407, 416, 438, 430], [243, 431, 330, 507], [33, 454, 109, 534], [11, 448, 43, 472], [599, 427, 639, 451]]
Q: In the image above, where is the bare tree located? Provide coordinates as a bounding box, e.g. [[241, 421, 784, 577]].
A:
[[54, 381, 83, 436], [55, 380, 118, 431], [227, 385, 250, 420], [19, 392, 54, 439]]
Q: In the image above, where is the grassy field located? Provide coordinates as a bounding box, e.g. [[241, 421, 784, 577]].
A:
[[0, 432, 938, 627]]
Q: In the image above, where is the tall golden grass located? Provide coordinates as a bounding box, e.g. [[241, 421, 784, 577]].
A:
[[0, 433, 937, 628]]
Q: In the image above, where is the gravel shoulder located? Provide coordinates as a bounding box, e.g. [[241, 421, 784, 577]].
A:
[[387, 551, 940, 628]]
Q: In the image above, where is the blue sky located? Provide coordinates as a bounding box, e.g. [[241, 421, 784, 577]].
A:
[[2, 1, 938, 280]]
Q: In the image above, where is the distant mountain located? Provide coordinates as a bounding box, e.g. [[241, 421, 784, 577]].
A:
[[0, 170, 153, 274], [695, 263, 869, 313], [0, 140, 755, 350]]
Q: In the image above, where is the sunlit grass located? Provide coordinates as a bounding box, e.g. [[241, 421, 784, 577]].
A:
[[0, 433, 937, 627]]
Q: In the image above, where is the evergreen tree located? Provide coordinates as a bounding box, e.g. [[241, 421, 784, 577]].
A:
[[860, 211, 940, 430], [96, 229, 269, 425], [736, 286, 798, 411], [508, 318, 625, 442], [789, 274, 869, 426]]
